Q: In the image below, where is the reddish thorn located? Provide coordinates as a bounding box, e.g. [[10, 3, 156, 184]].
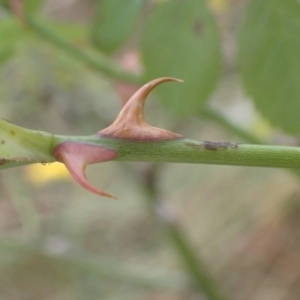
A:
[[99, 77, 184, 141], [53, 142, 117, 199]]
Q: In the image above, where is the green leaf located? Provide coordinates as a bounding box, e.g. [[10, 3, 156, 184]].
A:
[[90, 0, 145, 54], [140, 0, 221, 117], [238, 0, 300, 135]]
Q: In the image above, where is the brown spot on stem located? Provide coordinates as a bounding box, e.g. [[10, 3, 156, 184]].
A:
[[99, 77, 183, 141], [1, 140, 4, 144], [0, 159, 5, 165], [10, 130, 15, 135], [203, 141, 238, 150], [185, 141, 239, 150]]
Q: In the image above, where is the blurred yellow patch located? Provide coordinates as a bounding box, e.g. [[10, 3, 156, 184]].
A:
[[209, 0, 231, 12], [251, 118, 272, 140], [24, 163, 71, 186]]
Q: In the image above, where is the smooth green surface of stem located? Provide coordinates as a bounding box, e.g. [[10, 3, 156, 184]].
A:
[[51, 135, 300, 169], [115, 140, 300, 168]]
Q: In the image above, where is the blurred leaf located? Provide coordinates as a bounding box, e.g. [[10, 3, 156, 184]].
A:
[[90, 0, 145, 54], [238, 0, 300, 135], [0, 17, 24, 66], [140, 0, 221, 117]]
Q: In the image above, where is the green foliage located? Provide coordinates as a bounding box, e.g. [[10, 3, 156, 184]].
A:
[[238, 0, 300, 135], [90, 0, 145, 54], [140, 0, 221, 117]]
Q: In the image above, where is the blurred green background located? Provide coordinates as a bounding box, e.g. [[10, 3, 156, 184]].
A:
[[1, 0, 300, 299]]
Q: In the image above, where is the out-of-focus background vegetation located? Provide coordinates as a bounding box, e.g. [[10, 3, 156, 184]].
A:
[[1, 0, 300, 299]]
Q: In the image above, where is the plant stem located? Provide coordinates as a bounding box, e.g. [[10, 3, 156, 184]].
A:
[[201, 108, 300, 177], [0, 118, 55, 167], [25, 16, 142, 84], [4, 126, 300, 170], [58, 135, 300, 169]]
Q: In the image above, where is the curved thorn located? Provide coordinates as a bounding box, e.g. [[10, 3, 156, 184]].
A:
[[112, 77, 183, 125], [53, 142, 117, 199], [99, 77, 183, 141]]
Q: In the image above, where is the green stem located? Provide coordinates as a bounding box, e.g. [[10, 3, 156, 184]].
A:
[[1, 110, 300, 170], [0, 118, 55, 166], [201, 108, 300, 177], [3, 127, 300, 169], [56, 135, 300, 169], [25, 16, 142, 84]]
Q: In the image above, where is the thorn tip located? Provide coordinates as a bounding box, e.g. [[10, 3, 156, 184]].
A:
[[99, 77, 183, 141]]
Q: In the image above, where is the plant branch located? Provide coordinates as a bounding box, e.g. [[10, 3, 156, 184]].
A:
[[2, 78, 300, 186], [201, 108, 300, 178], [3, 127, 300, 170], [81, 136, 300, 168]]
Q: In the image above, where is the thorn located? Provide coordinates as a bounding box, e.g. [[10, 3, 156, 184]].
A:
[[99, 77, 184, 141], [53, 142, 117, 199]]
